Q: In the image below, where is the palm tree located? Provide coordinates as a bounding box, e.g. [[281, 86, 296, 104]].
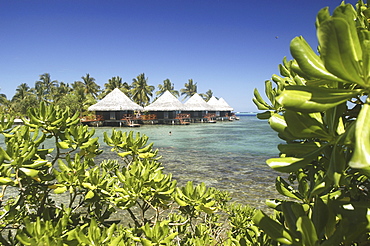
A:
[[0, 93, 6, 105], [130, 73, 155, 107], [156, 79, 180, 97], [36, 73, 58, 102], [199, 89, 213, 102], [10, 83, 38, 116], [180, 79, 197, 100], [101, 76, 131, 98], [69, 81, 96, 116], [53, 82, 71, 103], [80, 73, 100, 99], [71, 81, 84, 91], [12, 83, 32, 102], [0, 89, 8, 112]]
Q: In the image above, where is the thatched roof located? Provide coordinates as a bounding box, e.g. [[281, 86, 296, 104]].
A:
[[144, 91, 185, 111], [207, 96, 233, 111], [88, 88, 143, 111], [183, 93, 215, 111], [218, 97, 234, 111]]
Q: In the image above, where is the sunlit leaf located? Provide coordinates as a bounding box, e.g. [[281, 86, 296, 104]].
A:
[[277, 86, 361, 112], [349, 103, 370, 176], [19, 167, 39, 177], [252, 210, 295, 245], [318, 17, 364, 86]]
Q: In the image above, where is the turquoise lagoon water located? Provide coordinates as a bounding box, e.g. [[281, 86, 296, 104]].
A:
[[94, 116, 284, 209], [1, 116, 284, 209]]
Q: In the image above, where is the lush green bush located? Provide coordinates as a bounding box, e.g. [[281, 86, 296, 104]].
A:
[[0, 102, 267, 245], [253, 1, 370, 245]]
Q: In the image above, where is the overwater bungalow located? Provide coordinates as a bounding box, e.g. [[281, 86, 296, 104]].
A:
[[87, 88, 143, 126], [143, 90, 189, 124], [207, 96, 234, 119], [182, 93, 216, 122]]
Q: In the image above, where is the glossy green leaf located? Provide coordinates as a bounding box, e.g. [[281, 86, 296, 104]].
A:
[[268, 143, 328, 173], [297, 216, 319, 246], [316, 7, 330, 28], [325, 102, 346, 136], [276, 86, 361, 112], [256, 111, 272, 120], [0, 147, 11, 163], [268, 113, 295, 140], [54, 186, 67, 194], [275, 177, 303, 200], [278, 142, 321, 156], [318, 17, 364, 86], [117, 151, 132, 158], [0, 177, 13, 185], [138, 153, 155, 159], [267, 157, 310, 173], [312, 197, 329, 239], [349, 103, 370, 176], [284, 110, 332, 140], [57, 141, 70, 149], [252, 98, 270, 110], [290, 36, 345, 82], [85, 190, 95, 200], [19, 168, 39, 177], [253, 88, 270, 110], [265, 80, 275, 103], [362, 39, 370, 84], [309, 181, 327, 198], [327, 145, 346, 186], [281, 202, 302, 238], [252, 210, 295, 245], [265, 199, 282, 210]]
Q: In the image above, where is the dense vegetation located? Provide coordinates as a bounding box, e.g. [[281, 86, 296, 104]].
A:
[[0, 102, 265, 245], [1, 0, 370, 245], [0, 73, 214, 118], [253, 1, 370, 244]]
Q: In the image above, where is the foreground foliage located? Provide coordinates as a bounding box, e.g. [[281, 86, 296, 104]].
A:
[[0, 102, 267, 245], [253, 1, 370, 245]]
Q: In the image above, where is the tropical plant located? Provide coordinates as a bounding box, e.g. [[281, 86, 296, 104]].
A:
[[100, 76, 131, 99], [156, 78, 180, 97], [68, 81, 96, 116], [130, 73, 155, 107], [200, 89, 213, 102], [9, 83, 38, 116], [35, 73, 58, 103], [52, 82, 71, 103], [12, 83, 33, 102], [252, 1, 370, 245], [0, 101, 264, 245], [0, 92, 6, 103], [80, 73, 101, 99], [180, 79, 197, 100], [0, 92, 8, 114]]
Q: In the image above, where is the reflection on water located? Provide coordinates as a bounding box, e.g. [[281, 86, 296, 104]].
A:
[[94, 116, 284, 209]]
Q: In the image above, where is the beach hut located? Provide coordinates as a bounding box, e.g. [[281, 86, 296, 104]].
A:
[[218, 98, 234, 117], [143, 91, 185, 122], [207, 96, 223, 117], [207, 96, 234, 117], [88, 88, 143, 125], [183, 93, 215, 121]]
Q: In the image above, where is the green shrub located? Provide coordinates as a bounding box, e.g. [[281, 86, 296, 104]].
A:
[[0, 102, 262, 245], [253, 1, 370, 245]]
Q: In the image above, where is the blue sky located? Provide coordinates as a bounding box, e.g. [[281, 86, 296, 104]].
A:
[[0, 0, 358, 112]]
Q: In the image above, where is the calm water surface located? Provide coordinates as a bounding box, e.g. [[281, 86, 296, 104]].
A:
[[94, 116, 284, 209], [1, 116, 285, 210]]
